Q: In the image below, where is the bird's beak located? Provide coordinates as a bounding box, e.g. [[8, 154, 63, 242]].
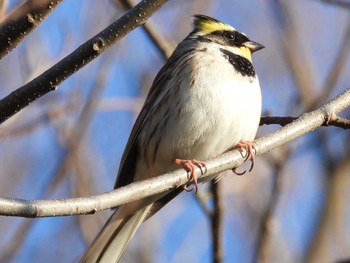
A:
[[243, 41, 265, 53]]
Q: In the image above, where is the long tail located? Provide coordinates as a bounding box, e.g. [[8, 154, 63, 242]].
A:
[[80, 205, 152, 263], [80, 189, 182, 262]]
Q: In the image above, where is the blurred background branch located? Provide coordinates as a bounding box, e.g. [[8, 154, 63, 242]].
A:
[[116, 0, 175, 60]]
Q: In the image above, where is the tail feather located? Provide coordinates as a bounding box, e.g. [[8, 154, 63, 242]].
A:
[[80, 189, 183, 262], [80, 206, 151, 263]]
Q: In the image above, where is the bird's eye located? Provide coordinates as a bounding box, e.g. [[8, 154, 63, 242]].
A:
[[224, 31, 235, 40]]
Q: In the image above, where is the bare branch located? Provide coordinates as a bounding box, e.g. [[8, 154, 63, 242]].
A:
[[0, 0, 9, 21], [320, 0, 350, 9], [260, 116, 299, 127], [0, 0, 63, 59], [323, 115, 350, 128], [195, 190, 213, 217], [211, 181, 223, 263], [310, 20, 350, 108], [260, 115, 350, 129], [0, 0, 169, 124], [117, 0, 175, 60], [0, 87, 349, 218], [0, 102, 76, 138]]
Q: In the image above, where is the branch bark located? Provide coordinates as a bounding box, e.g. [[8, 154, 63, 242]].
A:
[[260, 115, 350, 129], [0, 0, 169, 124], [211, 181, 223, 263], [0, 87, 349, 218], [0, 0, 63, 59]]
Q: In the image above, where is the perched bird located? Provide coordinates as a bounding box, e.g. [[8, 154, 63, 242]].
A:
[[81, 14, 264, 262]]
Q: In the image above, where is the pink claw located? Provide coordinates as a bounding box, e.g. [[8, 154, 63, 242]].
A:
[[175, 159, 207, 194], [232, 140, 256, 174]]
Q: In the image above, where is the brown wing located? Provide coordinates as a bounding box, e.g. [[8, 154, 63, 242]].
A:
[[114, 39, 197, 189], [114, 53, 180, 189]]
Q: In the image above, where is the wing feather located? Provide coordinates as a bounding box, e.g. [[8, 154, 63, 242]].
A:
[[113, 44, 192, 189]]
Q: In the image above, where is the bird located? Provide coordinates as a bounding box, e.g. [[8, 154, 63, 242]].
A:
[[81, 14, 264, 262]]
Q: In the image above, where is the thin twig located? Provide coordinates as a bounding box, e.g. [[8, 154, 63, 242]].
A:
[[309, 20, 350, 109], [117, 0, 175, 60], [320, 0, 350, 9], [0, 102, 76, 138], [0, 87, 349, 217], [260, 115, 350, 129]]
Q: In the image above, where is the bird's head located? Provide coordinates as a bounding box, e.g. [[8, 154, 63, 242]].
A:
[[191, 14, 264, 61]]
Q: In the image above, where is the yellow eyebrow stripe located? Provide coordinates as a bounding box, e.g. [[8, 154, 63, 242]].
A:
[[195, 18, 235, 35]]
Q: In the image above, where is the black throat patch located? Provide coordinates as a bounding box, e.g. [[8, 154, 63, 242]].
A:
[[220, 48, 256, 77]]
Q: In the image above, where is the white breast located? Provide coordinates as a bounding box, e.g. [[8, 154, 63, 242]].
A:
[[135, 43, 262, 181], [160, 44, 262, 161]]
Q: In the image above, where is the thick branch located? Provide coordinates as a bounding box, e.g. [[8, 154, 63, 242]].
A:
[[0, 87, 349, 218], [0, 0, 169, 124], [0, 0, 63, 59]]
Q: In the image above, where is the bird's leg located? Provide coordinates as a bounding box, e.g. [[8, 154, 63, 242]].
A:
[[175, 159, 207, 194], [231, 140, 256, 175]]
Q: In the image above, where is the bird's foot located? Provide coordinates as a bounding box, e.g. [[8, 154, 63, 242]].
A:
[[231, 140, 256, 175], [175, 159, 207, 194]]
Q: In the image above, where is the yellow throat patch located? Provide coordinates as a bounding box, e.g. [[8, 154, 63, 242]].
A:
[[238, 46, 252, 61]]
